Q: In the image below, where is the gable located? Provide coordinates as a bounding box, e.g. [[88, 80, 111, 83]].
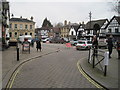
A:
[[69, 28, 76, 35], [105, 16, 120, 29]]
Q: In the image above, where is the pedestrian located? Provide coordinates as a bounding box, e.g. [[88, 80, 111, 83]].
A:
[[116, 39, 120, 59], [92, 35, 98, 49], [36, 40, 41, 51], [107, 35, 113, 58], [92, 35, 98, 56], [31, 39, 34, 47]]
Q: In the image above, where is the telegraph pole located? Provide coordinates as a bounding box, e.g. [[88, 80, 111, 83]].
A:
[[89, 11, 92, 29]]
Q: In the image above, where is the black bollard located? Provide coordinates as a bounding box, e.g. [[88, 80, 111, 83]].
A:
[[17, 47, 19, 61], [104, 65, 107, 76]]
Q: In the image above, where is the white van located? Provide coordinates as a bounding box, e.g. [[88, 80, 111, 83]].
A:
[[19, 35, 32, 43]]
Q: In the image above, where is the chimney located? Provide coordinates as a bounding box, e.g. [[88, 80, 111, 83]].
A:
[[64, 20, 67, 26], [68, 21, 71, 25], [31, 16, 33, 21]]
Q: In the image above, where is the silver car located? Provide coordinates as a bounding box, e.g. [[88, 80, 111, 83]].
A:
[[76, 40, 92, 50]]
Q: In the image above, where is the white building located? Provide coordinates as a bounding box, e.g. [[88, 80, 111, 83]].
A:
[[105, 16, 120, 40]]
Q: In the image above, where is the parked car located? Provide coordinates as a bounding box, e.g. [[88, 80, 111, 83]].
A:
[[76, 40, 92, 50], [42, 38, 50, 43], [98, 38, 107, 48], [70, 40, 78, 46]]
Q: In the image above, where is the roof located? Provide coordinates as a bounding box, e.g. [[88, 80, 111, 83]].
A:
[[115, 16, 120, 24], [105, 16, 120, 29], [10, 18, 35, 23], [52, 27, 60, 33], [71, 25, 80, 32], [85, 19, 108, 30]]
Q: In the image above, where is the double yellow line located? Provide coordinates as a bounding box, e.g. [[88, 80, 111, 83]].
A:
[[5, 50, 60, 89], [5, 64, 23, 89], [77, 60, 107, 90]]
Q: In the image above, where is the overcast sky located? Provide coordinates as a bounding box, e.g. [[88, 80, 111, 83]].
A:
[[8, 0, 117, 27]]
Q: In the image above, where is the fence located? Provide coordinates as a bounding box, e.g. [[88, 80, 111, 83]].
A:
[[88, 47, 109, 76]]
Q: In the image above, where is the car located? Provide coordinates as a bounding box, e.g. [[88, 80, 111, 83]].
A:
[[42, 38, 50, 43], [76, 40, 92, 50], [98, 38, 107, 48], [70, 40, 78, 46]]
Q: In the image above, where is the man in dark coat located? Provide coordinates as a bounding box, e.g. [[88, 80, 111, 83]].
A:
[[107, 35, 113, 58], [116, 39, 120, 59], [36, 40, 41, 51]]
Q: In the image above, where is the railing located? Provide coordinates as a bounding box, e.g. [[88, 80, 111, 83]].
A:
[[88, 47, 109, 76]]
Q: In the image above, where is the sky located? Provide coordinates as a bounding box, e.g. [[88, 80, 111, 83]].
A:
[[8, 0, 117, 28]]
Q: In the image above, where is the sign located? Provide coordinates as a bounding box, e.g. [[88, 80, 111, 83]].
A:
[[66, 43, 72, 47], [104, 52, 109, 65], [23, 43, 29, 50]]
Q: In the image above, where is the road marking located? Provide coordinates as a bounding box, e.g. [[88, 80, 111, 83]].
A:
[[77, 59, 106, 89]]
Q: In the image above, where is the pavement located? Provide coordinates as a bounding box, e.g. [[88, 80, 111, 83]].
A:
[[1, 43, 119, 89], [79, 49, 119, 89]]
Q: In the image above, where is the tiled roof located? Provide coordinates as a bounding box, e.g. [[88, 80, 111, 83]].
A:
[[85, 19, 108, 29], [10, 18, 35, 23]]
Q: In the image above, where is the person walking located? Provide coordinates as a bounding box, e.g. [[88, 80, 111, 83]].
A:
[[31, 39, 34, 47], [36, 40, 41, 51], [92, 35, 98, 56], [116, 39, 120, 59], [107, 35, 113, 58]]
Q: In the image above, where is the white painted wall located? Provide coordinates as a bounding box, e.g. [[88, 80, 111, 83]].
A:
[[69, 27, 76, 36]]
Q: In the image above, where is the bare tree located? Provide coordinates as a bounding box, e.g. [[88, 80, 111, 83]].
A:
[[112, 0, 120, 15]]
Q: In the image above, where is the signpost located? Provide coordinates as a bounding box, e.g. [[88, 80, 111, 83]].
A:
[[22, 40, 30, 54]]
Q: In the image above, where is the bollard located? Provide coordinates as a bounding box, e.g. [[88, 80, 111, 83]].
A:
[[104, 51, 109, 76], [93, 48, 95, 68], [17, 47, 19, 61], [104, 65, 107, 76]]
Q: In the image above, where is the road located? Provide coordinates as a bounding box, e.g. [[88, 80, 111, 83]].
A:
[[10, 43, 96, 88]]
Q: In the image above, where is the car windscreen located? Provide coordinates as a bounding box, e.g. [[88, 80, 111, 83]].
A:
[[87, 41, 92, 44], [78, 41, 85, 44]]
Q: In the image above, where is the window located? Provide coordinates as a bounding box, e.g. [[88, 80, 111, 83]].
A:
[[15, 32, 17, 37], [20, 24, 23, 29], [25, 33, 27, 35], [25, 25, 28, 29], [14, 24, 17, 29], [9, 32, 12, 37], [108, 29, 111, 33], [30, 25, 32, 29], [9, 23, 12, 28], [30, 33, 32, 36], [115, 28, 119, 33]]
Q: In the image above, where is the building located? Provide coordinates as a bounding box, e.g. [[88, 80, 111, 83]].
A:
[[9, 16, 35, 41], [35, 27, 51, 39], [85, 19, 109, 39], [69, 25, 80, 40], [60, 20, 70, 39], [0, 0, 10, 50], [105, 16, 120, 40]]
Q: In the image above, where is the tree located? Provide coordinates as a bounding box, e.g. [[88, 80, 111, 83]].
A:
[[111, 0, 120, 15], [42, 18, 53, 27], [55, 22, 63, 27]]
